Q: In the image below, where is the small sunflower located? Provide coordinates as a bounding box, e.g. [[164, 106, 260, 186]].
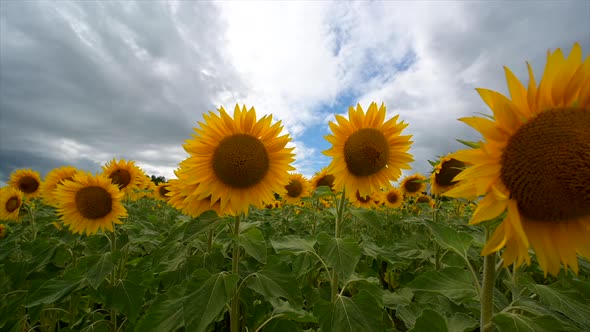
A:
[[166, 171, 223, 217], [155, 182, 171, 201], [102, 159, 145, 199], [0, 187, 24, 221], [400, 173, 427, 197], [381, 187, 403, 209], [41, 166, 79, 206], [416, 194, 435, 208], [311, 167, 336, 192], [54, 172, 127, 235], [324, 102, 413, 200], [430, 156, 467, 195], [8, 169, 42, 198], [178, 105, 295, 215], [350, 190, 376, 209], [445, 43, 590, 276], [0, 223, 7, 238], [283, 173, 310, 205]]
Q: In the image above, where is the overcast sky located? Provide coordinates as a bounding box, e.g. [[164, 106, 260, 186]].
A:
[[1, 1, 589, 186]]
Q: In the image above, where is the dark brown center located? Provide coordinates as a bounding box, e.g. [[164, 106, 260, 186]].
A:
[[5, 196, 20, 212], [344, 128, 389, 176], [75, 186, 113, 219], [435, 158, 465, 187], [19, 176, 39, 193], [109, 169, 131, 189], [387, 192, 400, 204], [316, 174, 335, 189], [212, 134, 269, 188], [355, 191, 371, 203], [500, 107, 590, 221], [285, 179, 303, 198], [404, 179, 422, 193], [159, 185, 170, 198]]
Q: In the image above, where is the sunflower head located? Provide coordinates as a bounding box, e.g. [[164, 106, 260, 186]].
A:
[[0, 187, 24, 222], [430, 156, 467, 195], [445, 42, 590, 276], [381, 187, 403, 209], [350, 190, 375, 209], [178, 105, 295, 215], [54, 172, 127, 235], [41, 166, 80, 206], [155, 182, 170, 201], [400, 173, 427, 197], [102, 159, 145, 199], [310, 167, 335, 192], [323, 102, 413, 200], [416, 194, 434, 208], [8, 169, 42, 199], [283, 173, 310, 204]]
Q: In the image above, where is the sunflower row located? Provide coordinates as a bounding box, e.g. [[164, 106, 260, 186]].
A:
[[1, 42, 589, 277]]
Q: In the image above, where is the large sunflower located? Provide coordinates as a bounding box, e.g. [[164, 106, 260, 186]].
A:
[[54, 172, 127, 235], [178, 105, 295, 215], [283, 173, 310, 205], [41, 166, 80, 207], [0, 187, 24, 221], [400, 173, 426, 197], [430, 156, 467, 195], [445, 43, 590, 276], [8, 169, 42, 199], [323, 102, 413, 200], [102, 159, 145, 199]]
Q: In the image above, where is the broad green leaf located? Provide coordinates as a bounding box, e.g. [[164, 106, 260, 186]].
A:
[[269, 299, 317, 323], [426, 220, 474, 256], [317, 233, 361, 282], [493, 312, 579, 332], [406, 267, 478, 304], [245, 258, 302, 305], [314, 290, 382, 332], [183, 270, 239, 332], [447, 313, 478, 332], [240, 228, 267, 263], [134, 284, 186, 332], [533, 284, 590, 329], [383, 288, 414, 307], [25, 277, 86, 307], [107, 279, 146, 322], [409, 309, 447, 332], [271, 235, 316, 255], [262, 319, 298, 332], [183, 210, 220, 242], [85, 252, 114, 289], [349, 209, 382, 232]]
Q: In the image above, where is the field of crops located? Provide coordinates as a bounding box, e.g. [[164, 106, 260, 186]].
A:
[[1, 189, 589, 332]]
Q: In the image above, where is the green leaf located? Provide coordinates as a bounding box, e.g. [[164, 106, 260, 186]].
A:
[[314, 290, 382, 332], [25, 277, 85, 307], [271, 235, 316, 255], [409, 309, 447, 332], [447, 313, 478, 332], [262, 319, 298, 332], [349, 209, 382, 232], [134, 285, 186, 332], [425, 220, 474, 256], [383, 288, 414, 308], [107, 279, 146, 322], [456, 139, 480, 149], [183, 210, 220, 242], [317, 233, 361, 282], [240, 228, 267, 263], [269, 299, 317, 323], [406, 267, 478, 304], [533, 284, 590, 329], [493, 312, 579, 332], [85, 252, 114, 289], [183, 270, 239, 332], [245, 257, 302, 305]]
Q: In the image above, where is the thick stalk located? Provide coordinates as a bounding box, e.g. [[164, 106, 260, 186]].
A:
[[480, 229, 496, 332], [230, 215, 241, 332], [110, 229, 118, 332], [331, 188, 346, 301]]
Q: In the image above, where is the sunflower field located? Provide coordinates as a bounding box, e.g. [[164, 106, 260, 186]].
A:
[[1, 44, 589, 332]]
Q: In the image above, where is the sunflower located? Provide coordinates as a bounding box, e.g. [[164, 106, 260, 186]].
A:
[[54, 172, 127, 235], [324, 102, 413, 200], [416, 194, 435, 208], [155, 182, 171, 201], [167, 168, 224, 217], [8, 169, 42, 199], [310, 167, 336, 192], [102, 159, 145, 199], [400, 173, 427, 197], [430, 156, 467, 195], [0, 223, 7, 238], [381, 187, 403, 209], [283, 173, 310, 205], [350, 190, 376, 209], [0, 187, 24, 221], [178, 105, 295, 215], [41, 166, 79, 206], [445, 43, 590, 276]]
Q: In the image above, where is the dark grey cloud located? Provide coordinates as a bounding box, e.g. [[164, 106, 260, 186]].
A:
[[0, 1, 243, 181]]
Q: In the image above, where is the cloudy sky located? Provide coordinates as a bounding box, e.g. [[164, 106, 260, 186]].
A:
[[1, 1, 589, 186]]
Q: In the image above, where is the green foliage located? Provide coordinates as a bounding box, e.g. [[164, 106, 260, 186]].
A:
[[0, 196, 588, 331]]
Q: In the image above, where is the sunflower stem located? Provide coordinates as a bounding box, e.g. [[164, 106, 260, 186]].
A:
[[109, 228, 118, 332], [480, 228, 496, 332], [331, 188, 346, 301], [26, 202, 37, 241], [230, 214, 241, 332]]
